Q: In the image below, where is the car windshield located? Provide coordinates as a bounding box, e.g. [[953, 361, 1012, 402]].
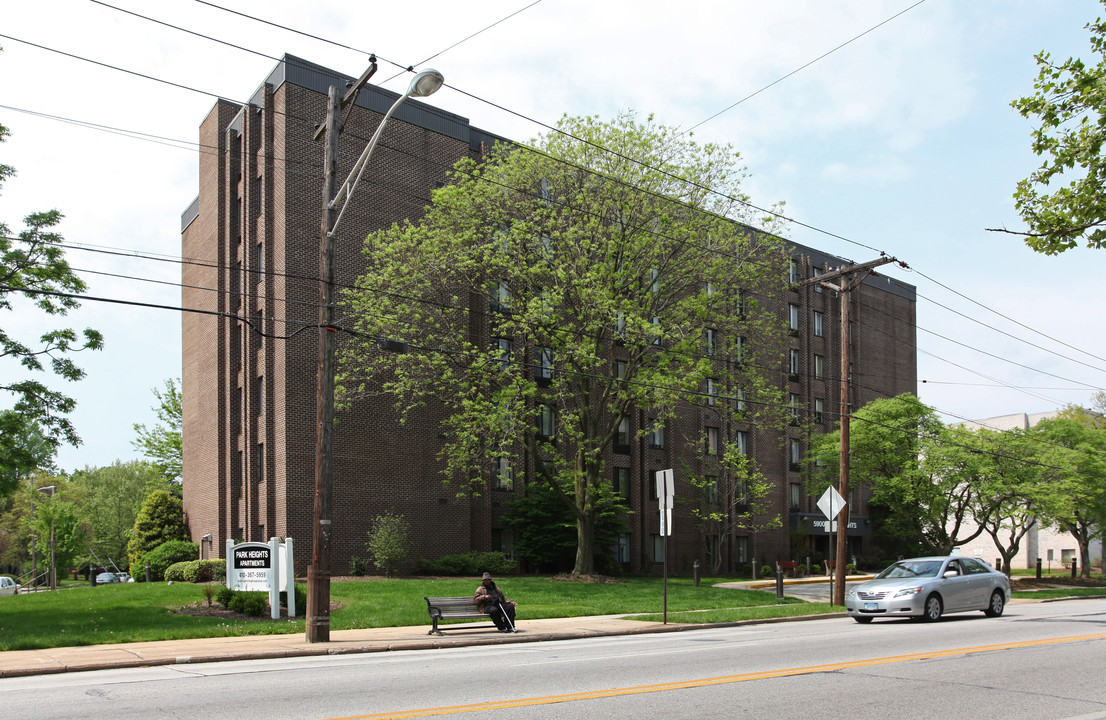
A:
[[877, 560, 944, 579]]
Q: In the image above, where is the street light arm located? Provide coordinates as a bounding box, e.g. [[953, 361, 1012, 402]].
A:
[[329, 90, 412, 237]]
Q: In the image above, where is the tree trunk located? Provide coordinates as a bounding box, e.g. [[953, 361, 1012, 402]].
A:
[[573, 511, 596, 575]]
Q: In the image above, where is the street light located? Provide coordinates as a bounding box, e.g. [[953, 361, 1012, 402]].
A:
[[307, 67, 445, 644]]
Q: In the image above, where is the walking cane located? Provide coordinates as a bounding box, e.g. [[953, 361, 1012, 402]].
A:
[[497, 601, 516, 633]]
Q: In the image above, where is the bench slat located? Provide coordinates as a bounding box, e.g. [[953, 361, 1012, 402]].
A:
[[425, 596, 500, 636]]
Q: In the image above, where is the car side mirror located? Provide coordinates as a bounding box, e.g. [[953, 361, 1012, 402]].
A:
[[943, 570, 959, 578]]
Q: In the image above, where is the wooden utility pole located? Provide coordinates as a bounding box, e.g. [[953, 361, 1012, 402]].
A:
[[306, 59, 378, 644], [802, 256, 896, 605]]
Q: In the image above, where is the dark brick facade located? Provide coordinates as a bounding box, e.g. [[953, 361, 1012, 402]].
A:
[[182, 55, 917, 576]]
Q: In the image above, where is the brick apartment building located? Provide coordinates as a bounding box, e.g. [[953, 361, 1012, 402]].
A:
[[181, 54, 917, 576]]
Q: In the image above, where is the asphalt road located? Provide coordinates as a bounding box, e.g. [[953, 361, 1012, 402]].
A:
[[4, 598, 1106, 720]]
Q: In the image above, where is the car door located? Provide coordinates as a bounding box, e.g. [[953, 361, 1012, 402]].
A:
[[961, 558, 996, 608], [940, 559, 973, 612]]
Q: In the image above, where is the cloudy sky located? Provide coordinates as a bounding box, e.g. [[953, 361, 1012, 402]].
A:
[[2, 0, 1104, 473]]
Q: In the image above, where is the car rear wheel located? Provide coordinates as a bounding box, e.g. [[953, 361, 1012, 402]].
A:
[[853, 616, 873, 624], [984, 590, 1005, 617], [922, 594, 943, 622]]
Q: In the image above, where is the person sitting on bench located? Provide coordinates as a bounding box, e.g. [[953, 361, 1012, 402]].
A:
[[473, 572, 516, 632]]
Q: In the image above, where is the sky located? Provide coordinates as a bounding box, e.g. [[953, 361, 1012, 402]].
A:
[[2, 0, 1105, 473]]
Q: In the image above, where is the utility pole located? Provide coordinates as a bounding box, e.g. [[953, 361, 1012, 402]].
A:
[[802, 256, 897, 605], [306, 60, 378, 644]]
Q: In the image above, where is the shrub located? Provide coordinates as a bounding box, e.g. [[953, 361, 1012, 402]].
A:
[[137, 540, 199, 581], [164, 561, 191, 582], [164, 559, 225, 583], [812, 563, 822, 574], [228, 591, 269, 617], [846, 563, 857, 575], [413, 551, 515, 577], [366, 512, 410, 577], [215, 585, 235, 607], [349, 556, 367, 577], [279, 583, 307, 612], [760, 565, 772, 579], [201, 586, 216, 607], [741, 563, 753, 577]]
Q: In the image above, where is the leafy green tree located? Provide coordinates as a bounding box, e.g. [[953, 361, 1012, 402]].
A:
[[28, 488, 90, 575], [807, 393, 983, 556], [686, 431, 781, 575], [1032, 416, 1106, 578], [340, 112, 788, 575], [126, 489, 188, 575], [364, 511, 410, 577], [0, 118, 103, 462], [131, 379, 182, 483], [69, 460, 166, 565], [964, 426, 1045, 576], [1004, 2, 1106, 254], [0, 411, 56, 497], [501, 480, 629, 573]]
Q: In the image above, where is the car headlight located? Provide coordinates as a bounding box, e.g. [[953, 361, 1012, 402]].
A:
[[893, 587, 923, 598], [847, 589, 856, 599]]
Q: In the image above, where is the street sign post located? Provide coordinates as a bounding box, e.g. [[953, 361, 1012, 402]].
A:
[[656, 469, 674, 624], [816, 486, 847, 604]]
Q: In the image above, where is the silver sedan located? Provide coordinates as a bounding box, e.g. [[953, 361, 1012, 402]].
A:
[[845, 556, 1010, 623]]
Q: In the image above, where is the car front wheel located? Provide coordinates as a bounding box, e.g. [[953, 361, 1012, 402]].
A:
[[984, 590, 1005, 617], [922, 594, 943, 622], [854, 616, 873, 624]]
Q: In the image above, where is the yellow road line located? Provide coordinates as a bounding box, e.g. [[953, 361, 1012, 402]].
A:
[[331, 631, 1106, 720]]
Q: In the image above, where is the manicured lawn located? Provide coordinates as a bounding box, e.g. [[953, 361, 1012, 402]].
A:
[[0, 576, 810, 651]]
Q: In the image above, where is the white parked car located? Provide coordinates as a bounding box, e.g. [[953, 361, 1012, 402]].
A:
[[95, 572, 119, 584], [845, 556, 1011, 623], [0, 576, 20, 596]]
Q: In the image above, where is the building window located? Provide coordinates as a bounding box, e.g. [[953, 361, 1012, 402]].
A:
[[813, 266, 823, 293], [704, 328, 716, 356], [614, 360, 628, 382], [615, 416, 630, 454], [735, 536, 749, 563], [492, 457, 513, 490], [789, 439, 801, 471], [492, 529, 515, 560], [256, 443, 264, 484], [616, 534, 631, 564], [613, 467, 630, 501], [813, 311, 824, 337], [789, 304, 800, 333], [790, 483, 802, 510], [705, 475, 719, 505], [734, 336, 745, 363], [734, 430, 748, 456], [734, 387, 746, 415], [706, 426, 719, 455], [535, 346, 554, 383], [492, 337, 513, 372], [790, 393, 801, 424], [789, 349, 800, 378], [814, 354, 825, 380], [814, 398, 824, 424], [788, 258, 799, 285], [256, 375, 264, 417], [490, 280, 511, 311], [705, 378, 717, 406], [536, 404, 556, 439], [736, 478, 749, 507], [256, 241, 264, 284], [651, 533, 665, 563], [648, 420, 665, 449]]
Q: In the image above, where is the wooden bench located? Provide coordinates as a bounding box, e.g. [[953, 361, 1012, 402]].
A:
[[776, 560, 799, 577], [424, 596, 499, 636]]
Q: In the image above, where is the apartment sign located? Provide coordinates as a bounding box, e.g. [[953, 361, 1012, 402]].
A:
[[228, 542, 272, 592]]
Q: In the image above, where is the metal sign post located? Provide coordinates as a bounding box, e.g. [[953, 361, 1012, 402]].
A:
[[656, 469, 674, 624], [816, 486, 846, 606]]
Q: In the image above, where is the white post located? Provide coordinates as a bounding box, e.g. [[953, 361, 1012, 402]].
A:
[[269, 537, 280, 620], [285, 538, 296, 618], [225, 540, 234, 588]]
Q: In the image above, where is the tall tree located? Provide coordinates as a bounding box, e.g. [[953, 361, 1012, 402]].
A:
[[1003, 2, 1106, 254], [0, 411, 56, 497], [0, 116, 103, 466], [966, 427, 1045, 576], [125, 489, 188, 574], [340, 112, 788, 575], [131, 379, 182, 483], [1032, 416, 1106, 578], [69, 460, 167, 565], [807, 393, 983, 557]]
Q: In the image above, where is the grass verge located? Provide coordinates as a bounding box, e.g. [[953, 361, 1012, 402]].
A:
[[0, 576, 812, 651]]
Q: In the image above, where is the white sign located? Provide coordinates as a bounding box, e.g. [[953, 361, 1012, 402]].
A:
[[817, 485, 846, 521], [656, 469, 674, 536], [225, 537, 296, 619]]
